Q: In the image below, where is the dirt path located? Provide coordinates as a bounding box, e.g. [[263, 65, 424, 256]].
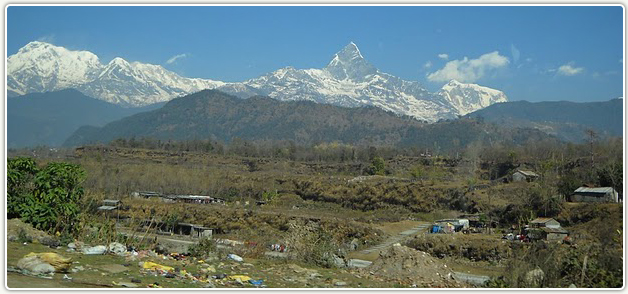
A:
[[357, 223, 430, 255]]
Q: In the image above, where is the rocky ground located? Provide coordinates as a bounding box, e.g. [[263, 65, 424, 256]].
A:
[[6, 219, 475, 289]]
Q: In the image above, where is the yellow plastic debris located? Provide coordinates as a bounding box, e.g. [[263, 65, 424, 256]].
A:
[[141, 261, 174, 272], [24, 252, 72, 272], [228, 275, 251, 282]]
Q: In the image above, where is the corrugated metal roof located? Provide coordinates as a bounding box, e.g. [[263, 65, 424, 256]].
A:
[[574, 187, 615, 194], [541, 227, 569, 234], [516, 170, 539, 177], [530, 217, 558, 224]]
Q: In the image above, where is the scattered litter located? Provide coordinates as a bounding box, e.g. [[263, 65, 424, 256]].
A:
[[82, 245, 107, 255], [131, 278, 142, 283], [71, 265, 84, 273], [228, 275, 251, 283], [107, 242, 127, 255], [17, 256, 55, 275], [249, 279, 264, 286], [24, 252, 72, 272], [227, 254, 243, 262], [140, 261, 174, 272], [212, 273, 227, 279], [63, 274, 72, 280]]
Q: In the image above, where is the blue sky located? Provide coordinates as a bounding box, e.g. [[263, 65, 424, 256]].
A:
[[7, 5, 624, 102]]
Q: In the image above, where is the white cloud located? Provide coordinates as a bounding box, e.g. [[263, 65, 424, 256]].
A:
[[510, 44, 520, 64], [166, 53, 189, 65], [424, 61, 432, 68], [557, 63, 584, 76], [37, 34, 56, 43], [427, 51, 510, 83], [437, 53, 449, 60]]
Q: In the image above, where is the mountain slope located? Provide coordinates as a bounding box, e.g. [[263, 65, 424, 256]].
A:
[[8, 41, 507, 122], [7, 41, 225, 106], [438, 80, 508, 116], [64, 90, 553, 150], [217, 43, 506, 122], [464, 99, 623, 142], [8, 89, 164, 148], [7, 41, 102, 96]]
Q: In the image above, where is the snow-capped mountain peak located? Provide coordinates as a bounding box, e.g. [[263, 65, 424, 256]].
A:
[[7, 42, 225, 106], [108, 57, 131, 67], [8, 41, 508, 121], [7, 41, 102, 95], [325, 42, 377, 81], [439, 79, 508, 116]]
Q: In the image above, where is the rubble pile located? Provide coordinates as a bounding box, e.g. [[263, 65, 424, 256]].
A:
[[364, 244, 467, 288]]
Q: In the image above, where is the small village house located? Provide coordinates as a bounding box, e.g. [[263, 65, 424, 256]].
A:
[[571, 187, 619, 203], [512, 170, 540, 182], [526, 217, 568, 241], [529, 217, 561, 229], [541, 227, 569, 241]]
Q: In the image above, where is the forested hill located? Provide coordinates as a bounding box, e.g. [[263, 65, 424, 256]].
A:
[[8, 89, 164, 148], [64, 90, 556, 150], [464, 99, 623, 142]]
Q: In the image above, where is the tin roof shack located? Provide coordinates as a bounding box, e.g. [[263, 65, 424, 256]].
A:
[[571, 187, 619, 203], [131, 191, 163, 199], [175, 223, 213, 238], [151, 221, 214, 238], [542, 227, 569, 242], [526, 227, 569, 242], [526, 218, 568, 242], [512, 170, 540, 182], [170, 195, 226, 204], [529, 217, 561, 229], [97, 199, 122, 211]]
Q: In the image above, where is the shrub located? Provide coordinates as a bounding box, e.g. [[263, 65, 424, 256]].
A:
[[188, 237, 217, 258], [7, 158, 86, 234]]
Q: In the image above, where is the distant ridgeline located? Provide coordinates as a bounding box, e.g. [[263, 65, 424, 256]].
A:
[[464, 99, 623, 142], [63, 89, 556, 151], [7, 89, 165, 148]]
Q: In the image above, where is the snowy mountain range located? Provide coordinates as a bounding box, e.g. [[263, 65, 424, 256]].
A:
[[7, 41, 508, 122]]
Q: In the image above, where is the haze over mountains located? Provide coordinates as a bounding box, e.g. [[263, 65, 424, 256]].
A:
[[63, 90, 551, 149], [8, 41, 507, 122], [465, 99, 623, 142], [6, 41, 622, 149], [7, 89, 164, 148]]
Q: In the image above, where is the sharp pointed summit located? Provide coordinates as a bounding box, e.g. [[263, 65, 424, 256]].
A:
[[325, 42, 377, 80], [7, 41, 508, 122]]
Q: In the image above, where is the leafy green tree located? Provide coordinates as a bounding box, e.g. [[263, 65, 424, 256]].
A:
[[369, 156, 385, 175], [14, 161, 86, 234], [7, 157, 39, 218], [557, 171, 581, 200], [410, 165, 425, 183], [597, 162, 622, 200]]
